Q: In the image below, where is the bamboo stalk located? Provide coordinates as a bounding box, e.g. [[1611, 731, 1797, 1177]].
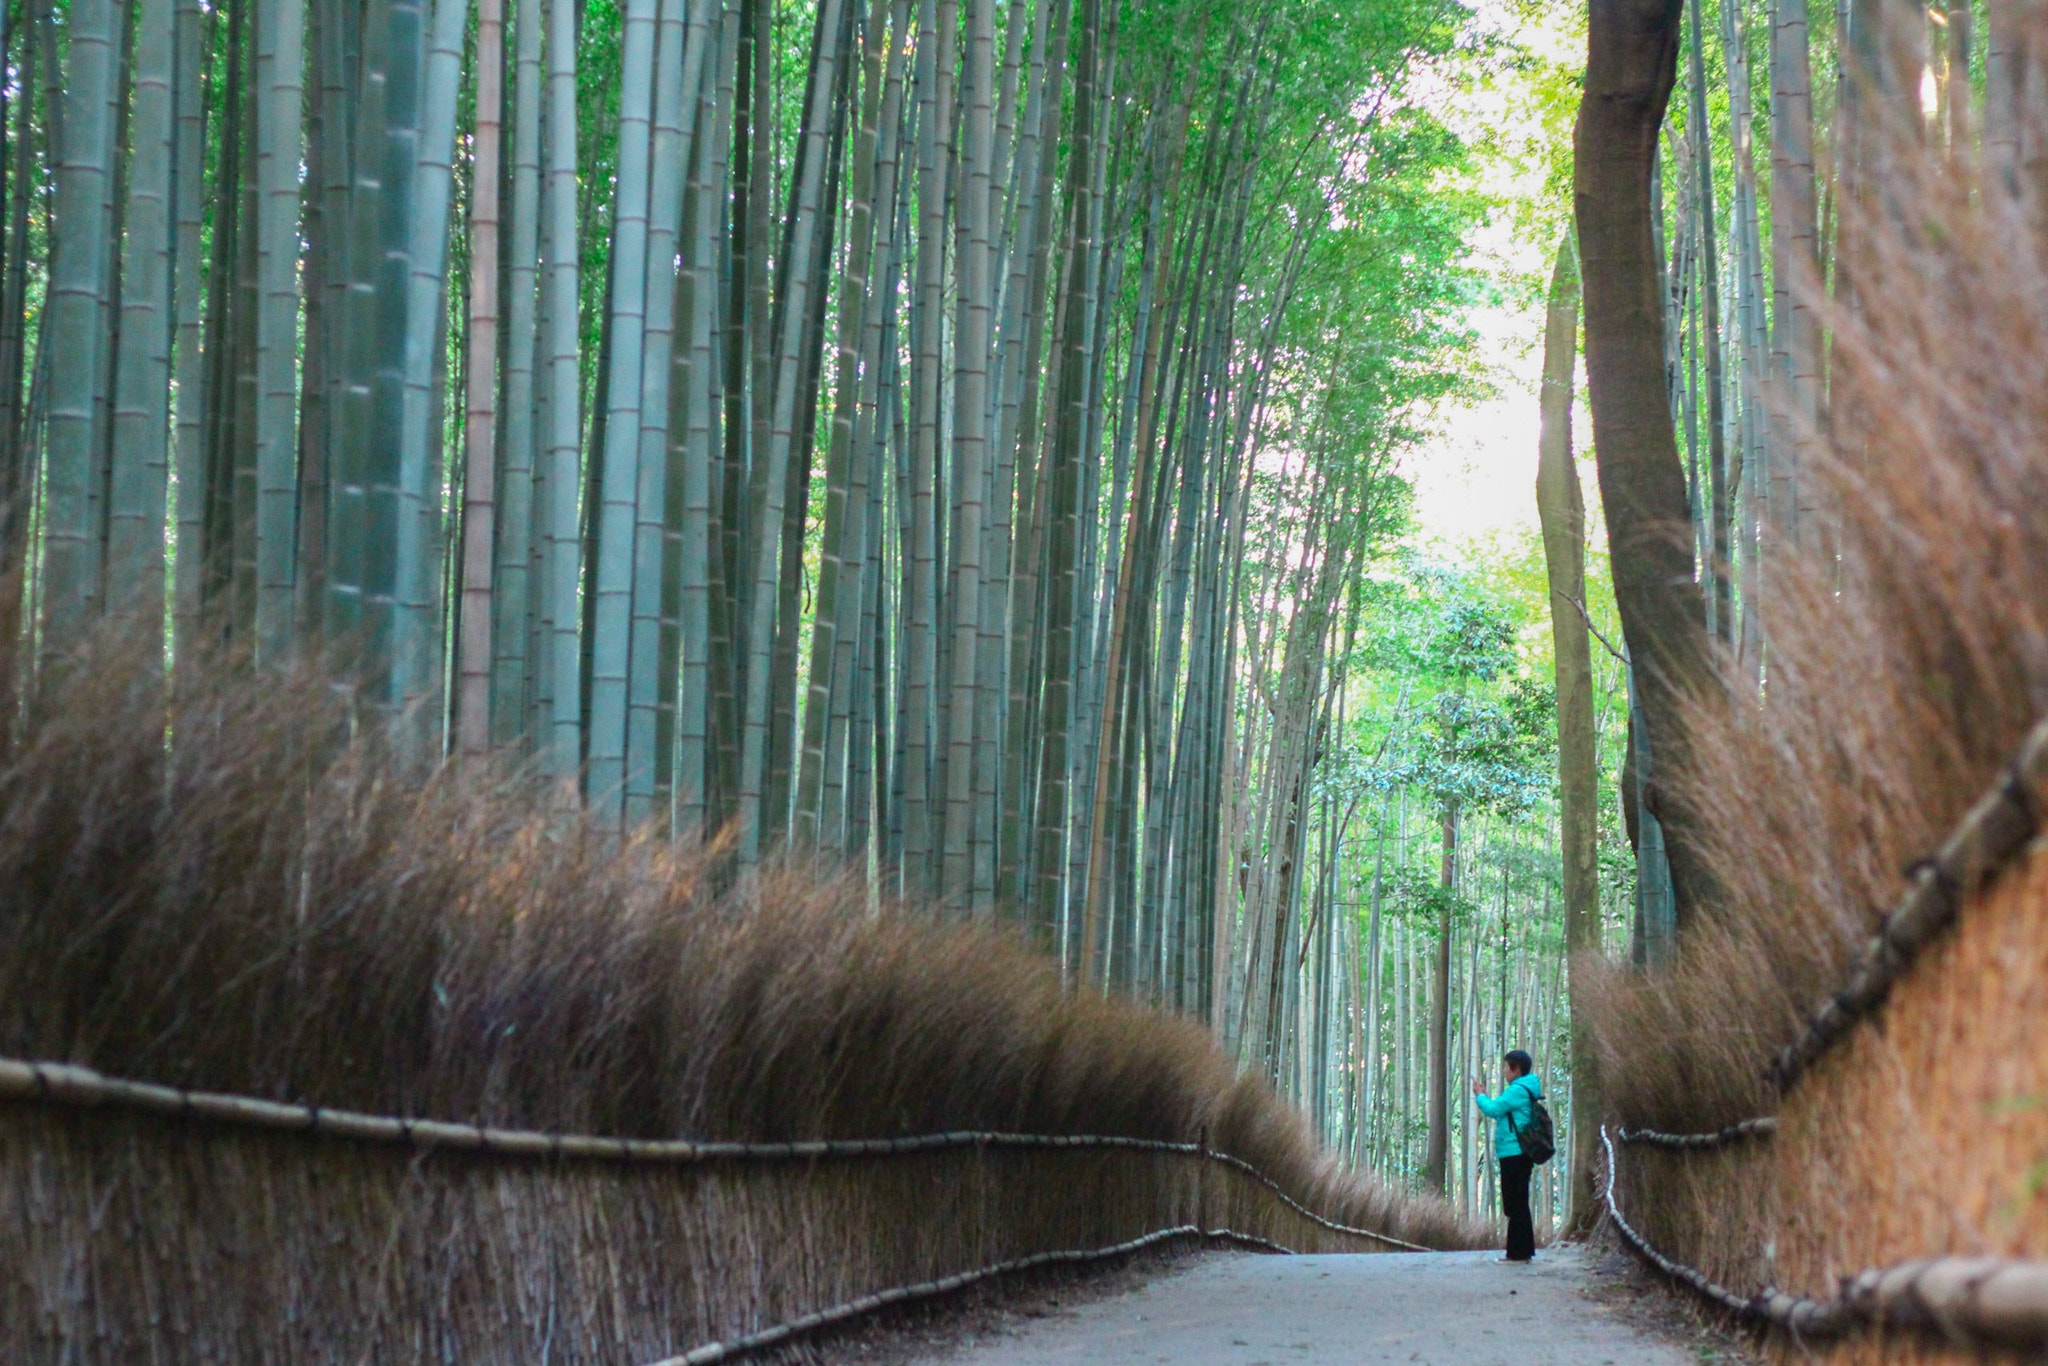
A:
[[106, 0, 177, 626], [40, 0, 121, 643], [251, 0, 305, 661], [455, 0, 507, 754], [491, 0, 544, 744], [539, 0, 582, 780]]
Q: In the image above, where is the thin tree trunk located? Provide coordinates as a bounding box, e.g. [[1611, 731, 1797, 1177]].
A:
[[1424, 802, 1456, 1193], [1533, 234, 1602, 1231], [1685, 0, 1731, 644]]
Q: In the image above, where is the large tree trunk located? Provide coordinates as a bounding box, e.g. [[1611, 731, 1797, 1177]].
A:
[[1533, 234, 1602, 1232], [1574, 0, 1716, 928]]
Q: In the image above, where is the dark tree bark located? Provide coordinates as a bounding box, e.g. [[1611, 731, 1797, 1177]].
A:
[[1573, 0, 1716, 928]]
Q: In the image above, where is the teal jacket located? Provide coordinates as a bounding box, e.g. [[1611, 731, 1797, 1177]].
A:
[[1475, 1073, 1542, 1157]]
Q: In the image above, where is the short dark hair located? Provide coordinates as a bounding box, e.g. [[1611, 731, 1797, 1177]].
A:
[[1503, 1049, 1534, 1077]]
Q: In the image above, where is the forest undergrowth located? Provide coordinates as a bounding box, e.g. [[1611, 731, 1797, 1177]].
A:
[[0, 605, 1482, 1258]]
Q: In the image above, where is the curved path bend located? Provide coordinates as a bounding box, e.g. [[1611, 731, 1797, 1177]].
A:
[[911, 1246, 1696, 1366]]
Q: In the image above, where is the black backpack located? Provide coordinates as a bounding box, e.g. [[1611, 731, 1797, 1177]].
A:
[[1511, 1081, 1557, 1165]]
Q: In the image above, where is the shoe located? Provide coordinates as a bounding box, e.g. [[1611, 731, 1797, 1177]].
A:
[[1492, 1256, 1533, 1264]]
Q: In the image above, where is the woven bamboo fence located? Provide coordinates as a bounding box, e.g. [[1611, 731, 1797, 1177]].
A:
[[0, 1057, 1433, 1363], [1600, 720, 2048, 1362]]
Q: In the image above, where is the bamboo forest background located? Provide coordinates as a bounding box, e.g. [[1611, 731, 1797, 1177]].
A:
[[0, 0, 1893, 1231]]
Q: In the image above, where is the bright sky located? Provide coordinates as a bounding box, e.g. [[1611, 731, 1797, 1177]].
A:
[[1404, 296, 1551, 546], [1400, 0, 1587, 554]]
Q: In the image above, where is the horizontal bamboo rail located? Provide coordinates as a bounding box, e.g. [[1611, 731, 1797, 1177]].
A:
[[0, 1055, 1429, 1252], [1616, 1118, 1777, 1149], [1601, 1128, 2048, 1349]]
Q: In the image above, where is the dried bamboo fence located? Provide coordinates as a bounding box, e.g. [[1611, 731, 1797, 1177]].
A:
[[1599, 718, 2048, 1358], [0, 1055, 1429, 1363]]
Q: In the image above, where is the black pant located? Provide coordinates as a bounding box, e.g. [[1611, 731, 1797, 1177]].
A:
[[1499, 1153, 1535, 1260]]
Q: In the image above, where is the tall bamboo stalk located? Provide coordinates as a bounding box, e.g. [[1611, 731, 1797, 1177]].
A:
[[540, 0, 582, 779], [492, 0, 545, 743], [107, 0, 178, 622], [41, 0, 121, 643], [585, 0, 661, 814], [252, 0, 305, 660], [940, 0, 995, 905], [734, 0, 850, 867], [623, 0, 707, 821], [1032, 0, 1105, 941], [795, 0, 904, 850], [456, 0, 507, 753], [674, 0, 740, 837]]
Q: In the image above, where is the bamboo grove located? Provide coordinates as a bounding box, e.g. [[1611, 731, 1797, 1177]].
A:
[[1234, 528, 1642, 1232], [0, 0, 1481, 1046]]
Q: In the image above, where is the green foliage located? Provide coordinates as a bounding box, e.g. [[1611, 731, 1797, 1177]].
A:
[[1384, 862, 1480, 937]]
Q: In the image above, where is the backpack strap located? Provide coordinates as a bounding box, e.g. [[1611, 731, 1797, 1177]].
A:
[[1506, 1075, 1535, 1138]]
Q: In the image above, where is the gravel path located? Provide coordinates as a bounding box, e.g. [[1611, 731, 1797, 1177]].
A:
[[905, 1245, 1697, 1365]]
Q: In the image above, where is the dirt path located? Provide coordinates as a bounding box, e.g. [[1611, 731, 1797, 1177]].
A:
[[903, 1245, 1701, 1365]]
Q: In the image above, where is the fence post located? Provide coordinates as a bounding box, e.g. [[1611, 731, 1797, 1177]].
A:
[[1197, 1126, 1209, 1236]]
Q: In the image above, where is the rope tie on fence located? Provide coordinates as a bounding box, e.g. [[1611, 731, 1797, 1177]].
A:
[[1768, 716, 2048, 1092], [1601, 1127, 2048, 1348], [0, 1055, 1429, 1252]]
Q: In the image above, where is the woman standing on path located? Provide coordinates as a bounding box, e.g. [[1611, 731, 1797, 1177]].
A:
[[1473, 1049, 1543, 1263]]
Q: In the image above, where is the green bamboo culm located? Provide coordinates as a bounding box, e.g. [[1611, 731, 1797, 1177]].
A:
[[41, 0, 122, 645], [105, 0, 177, 626], [254, 0, 306, 662], [586, 0, 661, 819]]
